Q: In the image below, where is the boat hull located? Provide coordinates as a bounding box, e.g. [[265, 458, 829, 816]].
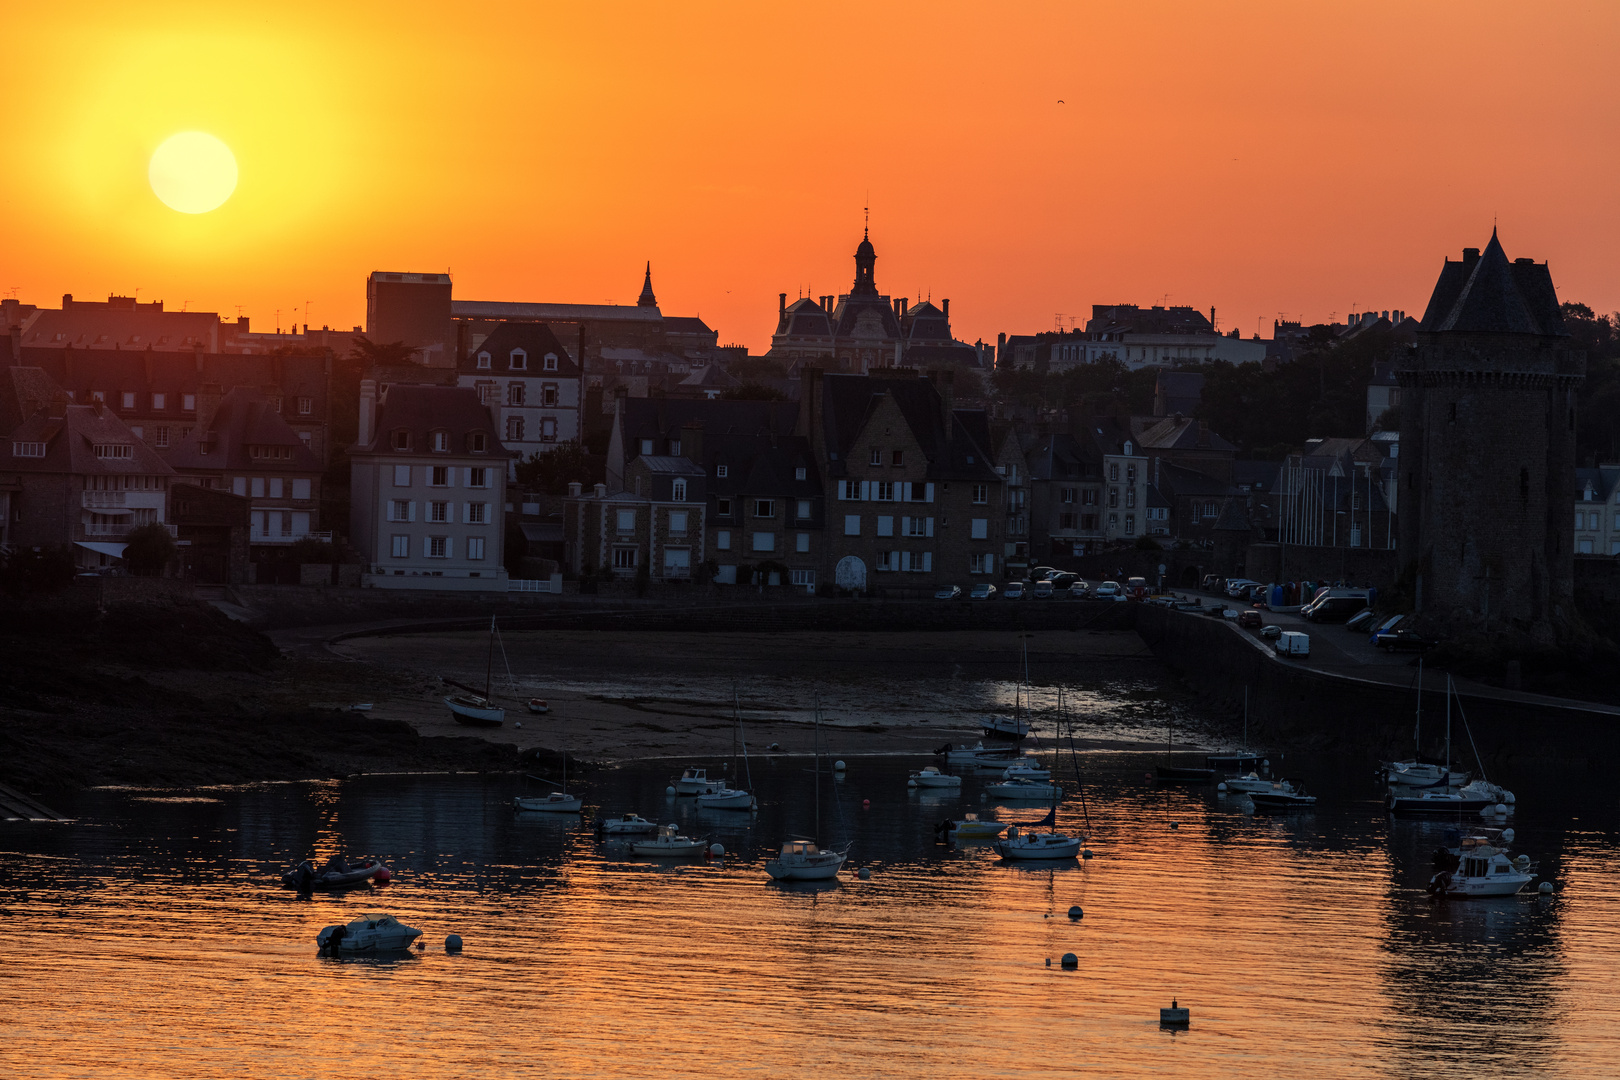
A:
[[514, 795, 582, 813], [600, 818, 658, 835], [630, 841, 708, 856], [1223, 776, 1275, 793], [1388, 793, 1495, 815], [445, 696, 504, 726], [981, 718, 1030, 741], [1156, 765, 1216, 782], [986, 782, 1059, 800], [695, 789, 755, 809], [764, 855, 845, 880], [993, 835, 1082, 860], [913, 775, 962, 788], [1249, 793, 1317, 813]]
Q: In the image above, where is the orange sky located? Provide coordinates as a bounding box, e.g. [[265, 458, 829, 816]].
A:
[[4, 1, 1619, 352]]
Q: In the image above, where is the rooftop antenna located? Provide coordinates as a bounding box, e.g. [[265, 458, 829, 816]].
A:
[[235, 305, 245, 319], [6, 286, 19, 299], [304, 299, 312, 329], [180, 300, 190, 312]]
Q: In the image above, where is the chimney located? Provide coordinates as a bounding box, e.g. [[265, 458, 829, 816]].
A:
[[358, 378, 377, 447], [681, 419, 703, 465], [568, 481, 583, 498], [594, 482, 606, 498], [941, 298, 948, 321], [779, 293, 787, 317], [62, 293, 73, 307]]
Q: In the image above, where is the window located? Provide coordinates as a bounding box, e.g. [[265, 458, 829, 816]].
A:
[[250, 477, 265, 498], [393, 465, 411, 487], [432, 431, 448, 452], [508, 383, 525, 406], [152, 393, 166, 410], [876, 481, 895, 501], [292, 478, 311, 500], [510, 350, 528, 371], [640, 439, 654, 455], [617, 509, 637, 532], [845, 515, 861, 536], [1108, 513, 1119, 531], [752, 531, 775, 552], [870, 448, 882, 466], [468, 432, 487, 453], [613, 548, 637, 569], [1108, 488, 1119, 508], [973, 484, 988, 504], [1202, 502, 1218, 518], [12, 441, 45, 458], [391, 430, 411, 451], [543, 353, 558, 372], [1061, 488, 1076, 504], [391, 535, 409, 558], [754, 499, 774, 518], [795, 467, 807, 481], [183, 394, 196, 412], [1579, 538, 1593, 554], [877, 515, 894, 537], [668, 510, 688, 534], [269, 478, 284, 498], [94, 443, 133, 459], [876, 551, 893, 571], [1125, 489, 1136, 509], [232, 477, 246, 496], [542, 384, 558, 406], [468, 503, 489, 524], [1083, 489, 1097, 506], [717, 498, 733, 517], [904, 516, 931, 537], [971, 518, 988, 540], [971, 553, 994, 574], [467, 537, 486, 560], [668, 440, 681, 456], [716, 530, 731, 550], [891, 450, 904, 466], [155, 426, 169, 448], [1059, 512, 1078, 530], [429, 501, 449, 523], [716, 465, 729, 478], [430, 466, 450, 487], [1126, 465, 1136, 484], [1125, 514, 1136, 534], [839, 480, 861, 500], [297, 397, 312, 416], [90, 390, 105, 403], [427, 536, 449, 558], [468, 468, 488, 489], [1082, 514, 1097, 530], [796, 533, 810, 553], [672, 478, 687, 502], [1109, 463, 1119, 481], [299, 432, 311, 447], [121, 392, 136, 409], [796, 499, 811, 519], [477, 352, 491, 369], [791, 569, 815, 588], [506, 416, 525, 442]]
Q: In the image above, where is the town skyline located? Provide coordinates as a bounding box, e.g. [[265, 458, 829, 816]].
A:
[[6, 3, 1620, 351]]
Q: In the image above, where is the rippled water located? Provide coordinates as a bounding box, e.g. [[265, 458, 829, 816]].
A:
[[3, 753, 1617, 1078]]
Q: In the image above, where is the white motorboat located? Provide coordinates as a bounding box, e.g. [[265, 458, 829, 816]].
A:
[[1457, 779, 1516, 811], [910, 766, 963, 788], [764, 839, 847, 881], [934, 812, 1006, 841], [444, 616, 507, 726], [1248, 780, 1317, 813], [696, 785, 757, 809], [599, 813, 659, 835], [982, 714, 1031, 741], [1388, 787, 1497, 815], [992, 824, 1083, 861], [675, 768, 718, 795], [514, 791, 582, 813], [1223, 771, 1275, 794], [986, 778, 1060, 800], [1001, 761, 1051, 781], [1428, 834, 1536, 898], [1383, 760, 1460, 788], [937, 742, 994, 767], [316, 913, 422, 955], [630, 825, 709, 857]]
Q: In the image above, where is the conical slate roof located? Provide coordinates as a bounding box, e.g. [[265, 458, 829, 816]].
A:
[[1420, 230, 1567, 336], [637, 262, 658, 307]]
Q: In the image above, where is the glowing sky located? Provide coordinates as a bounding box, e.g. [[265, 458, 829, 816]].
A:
[[4, 2, 1619, 349]]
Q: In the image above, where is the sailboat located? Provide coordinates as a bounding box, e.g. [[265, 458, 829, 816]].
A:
[[698, 685, 758, 810], [1155, 711, 1215, 781], [1387, 677, 1491, 815], [514, 742, 582, 813], [1205, 687, 1262, 774], [992, 688, 1085, 860], [764, 696, 849, 881], [1381, 658, 1463, 788], [981, 638, 1033, 740], [444, 615, 506, 727]]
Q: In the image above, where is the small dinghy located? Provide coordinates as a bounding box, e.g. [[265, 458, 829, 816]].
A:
[[985, 777, 1060, 800], [316, 913, 422, 955], [1248, 779, 1316, 813], [630, 824, 709, 857], [514, 791, 582, 813], [935, 813, 1006, 841], [598, 813, 659, 835], [527, 698, 550, 714], [910, 766, 963, 788], [281, 857, 390, 891]]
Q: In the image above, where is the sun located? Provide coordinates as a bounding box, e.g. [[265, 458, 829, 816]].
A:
[[148, 132, 238, 214]]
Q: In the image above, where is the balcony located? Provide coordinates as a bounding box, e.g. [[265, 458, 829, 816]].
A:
[[83, 491, 128, 508], [76, 522, 177, 540]]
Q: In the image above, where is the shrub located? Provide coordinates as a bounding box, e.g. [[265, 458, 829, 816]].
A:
[[124, 524, 177, 576]]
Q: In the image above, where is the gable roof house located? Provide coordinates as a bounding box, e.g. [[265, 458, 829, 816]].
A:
[[456, 321, 582, 469]]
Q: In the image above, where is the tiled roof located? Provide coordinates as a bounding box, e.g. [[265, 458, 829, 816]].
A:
[[2, 402, 175, 476], [1420, 231, 1568, 336], [356, 384, 512, 457], [162, 388, 322, 473]]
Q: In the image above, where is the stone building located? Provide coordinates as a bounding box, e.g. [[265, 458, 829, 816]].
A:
[[456, 321, 582, 468], [1396, 231, 1585, 644]]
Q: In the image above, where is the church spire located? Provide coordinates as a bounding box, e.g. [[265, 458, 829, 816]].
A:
[[637, 262, 657, 307]]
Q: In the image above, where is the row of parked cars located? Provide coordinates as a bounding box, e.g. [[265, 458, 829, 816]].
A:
[[934, 567, 1148, 601]]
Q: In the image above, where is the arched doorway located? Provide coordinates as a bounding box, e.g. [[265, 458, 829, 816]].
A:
[[835, 555, 867, 593]]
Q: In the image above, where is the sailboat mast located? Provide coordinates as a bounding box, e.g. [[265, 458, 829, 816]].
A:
[[485, 616, 496, 700], [814, 696, 821, 843], [1415, 656, 1423, 752]]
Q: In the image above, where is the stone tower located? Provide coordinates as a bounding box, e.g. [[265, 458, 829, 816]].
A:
[[1397, 231, 1585, 646]]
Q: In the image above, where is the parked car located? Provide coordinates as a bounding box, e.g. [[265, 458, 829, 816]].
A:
[[1260, 624, 1283, 640], [1376, 628, 1435, 652], [1368, 614, 1405, 643], [1030, 566, 1058, 582], [1032, 581, 1055, 599], [1225, 578, 1261, 598], [1048, 571, 1079, 589], [1094, 580, 1121, 598], [934, 585, 962, 600], [1274, 630, 1311, 657], [1003, 581, 1027, 600], [1237, 609, 1263, 628], [969, 583, 998, 600], [1125, 576, 1148, 599], [1302, 592, 1372, 623], [1344, 609, 1377, 632], [1202, 574, 1224, 592], [1068, 582, 1089, 600]]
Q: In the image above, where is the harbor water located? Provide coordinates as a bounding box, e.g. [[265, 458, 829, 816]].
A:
[[3, 751, 1617, 1078]]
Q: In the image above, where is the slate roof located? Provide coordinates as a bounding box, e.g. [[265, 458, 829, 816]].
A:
[[776, 298, 834, 338], [453, 301, 663, 323], [1575, 466, 1620, 501], [1134, 415, 1236, 453], [832, 294, 903, 340], [662, 316, 715, 337], [163, 388, 322, 473], [678, 364, 743, 389], [636, 454, 707, 477], [21, 346, 331, 411], [903, 301, 952, 343], [355, 384, 512, 457], [817, 373, 998, 481], [1, 402, 175, 476], [619, 398, 798, 447], [702, 432, 820, 502], [0, 366, 67, 437], [1155, 460, 1235, 498], [462, 322, 578, 376], [19, 300, 220, 350], [1420, 231, 1568, 336], [1024, 432, 1100, 481]]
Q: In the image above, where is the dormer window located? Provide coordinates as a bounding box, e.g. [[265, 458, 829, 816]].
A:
[[391, 430, 411, 451], [672, 478, 687, 502], [509, 349, 528, 371], [640, 439, 654, 456], [1124, 441, 1134, 456], [543, 353, 558, 372], [431, 431, 449, 452], [467, 432, 488, 453], [476, 351, 491, 370], [795, 467, 807, 481], [716, 464, 728, 478]]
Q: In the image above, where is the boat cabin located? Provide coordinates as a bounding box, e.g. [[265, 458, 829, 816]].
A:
[[779, 840, 821, 856]]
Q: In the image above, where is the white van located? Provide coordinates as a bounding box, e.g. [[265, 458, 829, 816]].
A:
[[1274, 631, 1310, 658]]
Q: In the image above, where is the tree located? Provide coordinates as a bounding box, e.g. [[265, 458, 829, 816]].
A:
[[514, 441, 599, 495], [347, 336, 419, 367], [0, 545, 75, 597], [124, 524, 177, 577]]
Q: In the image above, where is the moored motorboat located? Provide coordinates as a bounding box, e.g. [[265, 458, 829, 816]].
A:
[[764, 839, 846, 880], [935, 812, 1007, 841], [910, 766, 963, 788], [992, 824, 1083, 861], [598, 813, 659, 835], [1388, 787, 1496, 815], [514, 791, 582, 813], [316, 913, 422, 955], [674, 768, 718, 795], [1428, 833, 1536, 897], [630, 824, 709, 857], [281, 857, 389, 891], [1222, 771, 1275, 794], [1248, 779, 1316, 813], [1204, 751, 1261, 774], [936, 742, 994, 767], [982, 714, 1030, 741], [696, 785, 756, 809], [985, 777, 1061, 800], [1001, 761, 1052, 781]]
